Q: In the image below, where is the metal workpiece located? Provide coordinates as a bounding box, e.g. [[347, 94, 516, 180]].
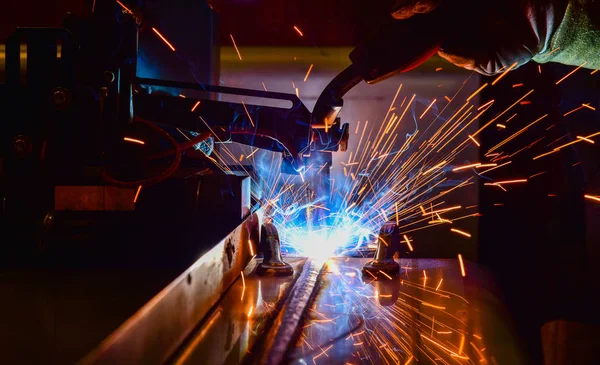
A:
[[256, 223, 293, 277], [362, 221, 402, 279], [79, 209, 262, 365]]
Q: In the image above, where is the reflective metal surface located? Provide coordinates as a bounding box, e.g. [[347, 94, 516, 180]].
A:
[[289, 258, 526, 365]]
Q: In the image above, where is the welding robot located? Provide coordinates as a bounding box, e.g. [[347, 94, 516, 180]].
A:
[[1, 0, 600, 364]]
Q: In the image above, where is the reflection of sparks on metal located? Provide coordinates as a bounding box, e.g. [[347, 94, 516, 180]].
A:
[[248, 239, 255, 256], [458, 254, 466, 277], [151, 28, 176, 51]]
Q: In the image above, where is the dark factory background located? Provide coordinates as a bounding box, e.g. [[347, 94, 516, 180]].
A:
[[1, 1, 599, 364]]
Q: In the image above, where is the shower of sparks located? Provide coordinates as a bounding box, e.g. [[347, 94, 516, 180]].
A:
[[151, 28, 176, 51], [230, 34, 242, 60], [124, 137, 145, 145], [293, 25, 304, 36]]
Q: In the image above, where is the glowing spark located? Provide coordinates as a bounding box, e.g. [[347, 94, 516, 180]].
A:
[[533, 149, 558, 160], [293, 25, 304, 36], [582, 103, 595, 110], [478, 99, 495, 110], [422, 302, 445, 310], [491, 61, 518, 85], [496, 123, 506, 129], [426, 205, 461, 216], [295, 87, 300, 98], [241, 271, 246, 288], [403, 235, 413, 251], [230, 34, 242, 60], [585, 195, 600, 203], [152, 28, 176, 51], [261, 82, 268, 91], [512, 83, 523, 88], [468, 135, 480, 146], [577, 136, 595, 144], [239, 154, 244, 162], [435, 67, 442, 71], [191, 101, 200, 112], [467, 83, 488, 102], [420, 99, 436, 119], [591, 69, 599, 75], [458, 254, 466, 277], [445, 96, 452, 102], [435, 278, 443, 291], [133, 185, 142, 203], [179, 94, 186, 98], [453, 163, 480, 171], [379, 271, 393, 280], [556, 62, 587, 84], [538, 65, 542, 73], [563, 105, 584, 116], [451, 228, 471, 238], [495, 179, 527, 184], [422, 160, 446, 175], [124, 137, 144, 145], [304, 64, 314, 82], [248, 239, 254, 256], [247, 305, 253, 318], [241, 101, 255, 127], [477, 163, 497, 168], [473, 89, 534, 136], [116, 0, 133, 14]]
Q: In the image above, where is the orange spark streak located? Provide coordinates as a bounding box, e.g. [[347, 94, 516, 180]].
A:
[[240, 271, 246, 288], [451, 228, 471, 238], [458, 254, 466, 276], [379, 270, 393, 280], [422, 160, 446, 175], [477, 163, 497, 168], [404, 355, 414, 365], [247, 305, 253, 318], [261, 82, 268, 91], [248, 239, 254, 256], [403, 235, 413, 251], [496, 123, 506, 129], [458, 334, 466, 354], [563, 105, 584, 116], [133, 185, 142, 203], [230, 34, 242, 60], [191, 101, 200, 112], [468, 135, 480, 147], [473, 89, 534, 136], [582, 103, 595, 110], [425, 205, 461, 215], [420, 99, 436, 119], [556, 62, 587, 84], [152, 28, 175, 51], [435, 278, 443, 291], [466, 83, 488, 102], [512, 83, 524, 88], [495, 179, 527, 184], [577, 136, 595, 144], [445, 96, 452, 102], [241, 101, 255, 127], [478, 99, 495, 110], [303, 64, 314, 82], [124, 137, 144, 145], [116, 0, 133, 14], [293, 25, 304, 36], [533, 149, 558, 160], [491, 61, 518, 85], [585, 195, 600, 203], [591, 69, 599, 75]]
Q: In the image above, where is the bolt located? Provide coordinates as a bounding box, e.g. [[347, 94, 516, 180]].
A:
[[13, 135, 32, 157], [361, 221, 401, 279], [256, 222, 293, 276]]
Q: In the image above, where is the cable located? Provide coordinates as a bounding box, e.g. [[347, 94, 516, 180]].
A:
[[101, 117, 211, 188]]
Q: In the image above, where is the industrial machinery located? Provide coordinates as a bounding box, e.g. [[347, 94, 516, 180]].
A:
[[0, 1, 526, 364]]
